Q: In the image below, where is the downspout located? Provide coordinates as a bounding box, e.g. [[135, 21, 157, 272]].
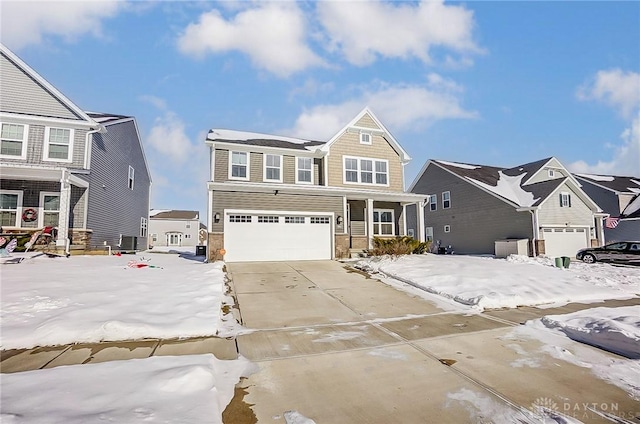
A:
[[529, 210, 537, 257]]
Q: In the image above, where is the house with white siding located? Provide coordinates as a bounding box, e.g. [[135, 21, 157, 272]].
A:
[[0, 43, 151, 251], [149, 210, 200, 248]]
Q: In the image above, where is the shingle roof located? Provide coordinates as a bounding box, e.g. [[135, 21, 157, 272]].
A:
[[150, 210, 199, 220], [574, 173, 640, 194], [207, 129, 325, 151]]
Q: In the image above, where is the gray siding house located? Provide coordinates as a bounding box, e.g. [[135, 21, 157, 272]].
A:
[[0, 43, 151, 251], [574, 174, 640, 243], [407, 157, 606, 258], [206, 108, 426, 262]]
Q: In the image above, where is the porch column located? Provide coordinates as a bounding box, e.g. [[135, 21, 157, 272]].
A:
[[367, 198, 374, 249], [596, 215, 605, 246], [417, 201, 425, 242], [57, 169, 71, 247], [402, 204, 407, 236]]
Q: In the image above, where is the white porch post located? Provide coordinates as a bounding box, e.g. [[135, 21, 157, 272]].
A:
[[596, 215, 605, 246], [367, 198, 374, 249], [57, 169, 71, 247], [402, 204, 407, 236], [417, 201, 425, 242]]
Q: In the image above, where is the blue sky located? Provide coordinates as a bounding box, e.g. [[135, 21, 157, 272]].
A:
[[2, 1, 639, 221]]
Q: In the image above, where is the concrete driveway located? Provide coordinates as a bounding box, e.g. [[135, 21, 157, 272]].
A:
[[225, 261, 638, 423]]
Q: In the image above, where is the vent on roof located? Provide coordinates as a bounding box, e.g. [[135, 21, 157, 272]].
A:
[[518, 168, 524, 171]]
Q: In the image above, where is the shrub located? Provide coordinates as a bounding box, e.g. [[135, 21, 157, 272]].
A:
[[369, 236, 431, 257]]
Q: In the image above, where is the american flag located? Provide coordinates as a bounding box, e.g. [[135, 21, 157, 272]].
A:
[[605, 217, 619, 229]]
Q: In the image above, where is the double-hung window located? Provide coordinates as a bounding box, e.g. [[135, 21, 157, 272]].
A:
[[44, 127, 73, 162], [40, 192, 60, 227], [373, 209, 394, 235], [442, 191, 451, 209], [128, 166, 135, 190], [560, 192, 571, 207], [0, 190, 22, 227], [264, 154, 282, 182], [296, 157, 313, 183], [425, 226, 434, 242], [230, 151, 249, 180], [1, 123, 28, 159], [140, 217, 148, 237], [428, 195, 437, 211], [344, 156, 389, 186]]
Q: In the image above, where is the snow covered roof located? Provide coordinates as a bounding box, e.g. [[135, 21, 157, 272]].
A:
[[86, 112, 131, 124], [207, 129, 325, 151], [431, 158, 574, 208], [574, 173, 640, 194], [622, 194, 640, 219], [150, 210, 199, 220]]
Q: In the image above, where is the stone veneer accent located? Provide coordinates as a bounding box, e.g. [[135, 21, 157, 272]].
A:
[[208, 233, 224, 262], [334, 234, 350, 259]]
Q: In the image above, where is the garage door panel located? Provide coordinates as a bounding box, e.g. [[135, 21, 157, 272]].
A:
[[224, 213, 332, 262], [542, 228, 589, 258]]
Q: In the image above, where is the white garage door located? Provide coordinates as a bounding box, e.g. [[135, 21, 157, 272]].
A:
[[223, 211, 333, 262], [542, 227, 589, 258]]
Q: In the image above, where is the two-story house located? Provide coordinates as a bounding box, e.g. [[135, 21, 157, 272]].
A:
[[0, 43, 151, 251], [574, 173, 640, 243], [407, 157, 606, 258], [205, 108, 425, 262], [149, 209, 201, 248]]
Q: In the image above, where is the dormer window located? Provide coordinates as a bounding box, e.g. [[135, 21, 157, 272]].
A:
[[360, 132, 371, 145]]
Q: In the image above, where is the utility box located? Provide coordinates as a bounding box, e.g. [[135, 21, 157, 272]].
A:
[[495, 239, 529, 258], [120, 236, 138, 252], [195, 245, 206, 256]]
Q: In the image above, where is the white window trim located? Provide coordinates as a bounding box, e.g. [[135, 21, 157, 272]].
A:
[[263, 154, 283, 183], [229, 151, 250, 181], [38, 191, 60, 228], [428, 194, 437, 211], [0, 189, 23, 227], [548, 169, 555, 177], [295, 157, 314, 184], [342, 155, 389, 187], [43, 127, 74, 163], [140, 217, 148, 237], [560, 192, 571, 207], [373, 208, 395, 236], [128, 166, 135, 190], [425, 226, 434, 242], [442, 191, 451, 209], [444, 224, 451, 233], [359, 131, 372, 145], [0, 122, 29, 160]]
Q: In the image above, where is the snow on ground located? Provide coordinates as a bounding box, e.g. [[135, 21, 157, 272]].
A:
[[505, 309, 640, 400], [357, 254, 639, 310], [1, 252, 241, 350], [1, 354, 255, 424], [147, 245, 201, 254], [539, 306, 640, 359]]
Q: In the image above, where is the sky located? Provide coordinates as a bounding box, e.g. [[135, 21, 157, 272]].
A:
[[1, 1, 639, 221]]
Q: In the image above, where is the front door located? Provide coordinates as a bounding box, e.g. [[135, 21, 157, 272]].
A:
[[167, 233, 182, 246]]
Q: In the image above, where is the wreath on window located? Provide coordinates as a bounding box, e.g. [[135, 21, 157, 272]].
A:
[[22, 208, 38, 222]]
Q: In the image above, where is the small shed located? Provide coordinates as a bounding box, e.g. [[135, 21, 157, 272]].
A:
[[495, 239, 529, 258]]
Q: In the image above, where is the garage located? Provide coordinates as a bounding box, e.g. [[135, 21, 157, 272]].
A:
[[223, 211, 333, 262], [542, 227, 589, 258]]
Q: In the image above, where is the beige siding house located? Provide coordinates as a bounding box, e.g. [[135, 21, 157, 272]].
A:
[[206, 108, 425, 262]]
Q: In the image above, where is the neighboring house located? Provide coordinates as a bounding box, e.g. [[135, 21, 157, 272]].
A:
[[149, 210, 200, 248], [407, 157, 606, 257], [0, 43, 151, 251], [205, 107, 425, 262], [574, 173, 640, 243]]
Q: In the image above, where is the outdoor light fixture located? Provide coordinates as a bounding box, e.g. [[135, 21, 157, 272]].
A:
[[214, 212, 221, 222], [336, 215, 343, 225], [274, 190, 279, 195]]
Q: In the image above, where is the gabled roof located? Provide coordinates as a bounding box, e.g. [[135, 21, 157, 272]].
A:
[[150, 210, 199, 220], [0, 43, 98, 127], [206, 129, 324, 151], [87, 112, 131, 125], [413, 158, 600, 211], [321, 107, 411, 163], [574, 173, 640, 194]]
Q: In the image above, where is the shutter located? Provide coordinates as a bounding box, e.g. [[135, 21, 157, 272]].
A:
[[568, 195, 572, 207], [559, 193, 563, 207]]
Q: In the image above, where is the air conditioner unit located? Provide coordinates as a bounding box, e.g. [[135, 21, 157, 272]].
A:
[[120, 236, 138, 251]]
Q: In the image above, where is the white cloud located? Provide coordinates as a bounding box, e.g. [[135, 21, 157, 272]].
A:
[[177, 3, 324, 77], [0, 1, 124, 50], [285, 75, 478, 140], [317, 0, 481, 66], [577, 69, 640, 119], [570, 69, 640, 176], [146, 111, 195, 165], [568, 114, 640, 177]]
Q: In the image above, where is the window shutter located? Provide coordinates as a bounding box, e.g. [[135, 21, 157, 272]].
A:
[[559, 193, 563, 207], [568, 195, 572, 207]]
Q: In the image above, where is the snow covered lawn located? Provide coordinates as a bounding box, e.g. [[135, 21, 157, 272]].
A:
[[1, 253, 240, 350], [1, 354, 255, 424], [357, 254, 639, 310]]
